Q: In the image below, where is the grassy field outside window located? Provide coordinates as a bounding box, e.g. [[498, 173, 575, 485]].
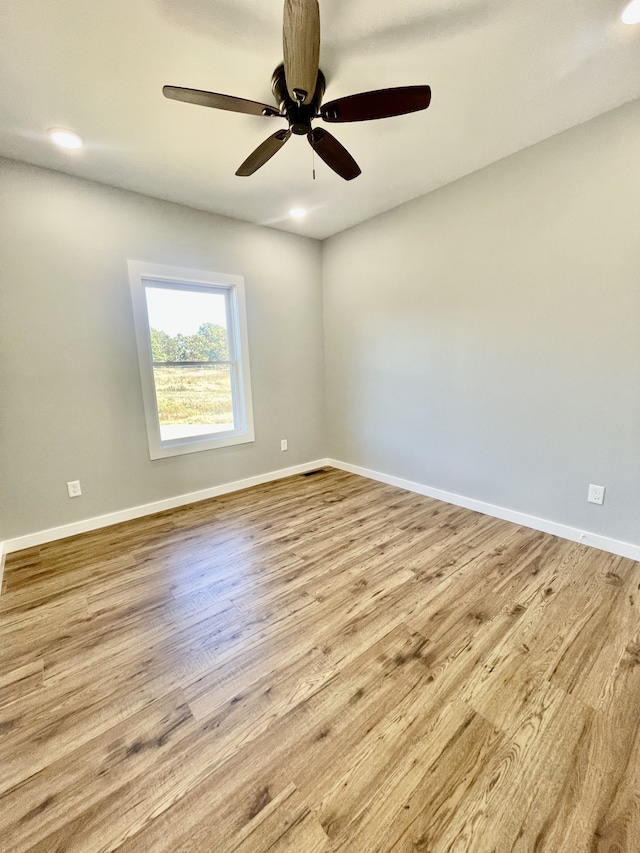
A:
[[152, 363, 233, 429]]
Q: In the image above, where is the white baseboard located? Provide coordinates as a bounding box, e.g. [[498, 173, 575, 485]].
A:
[[2, 459, 331, 555], [0, 542, 6, 594], [328, 458, 640, 562], [3, 456, 638, 565]]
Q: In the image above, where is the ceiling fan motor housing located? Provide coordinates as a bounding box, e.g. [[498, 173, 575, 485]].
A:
[[272, 64, 325, 134]]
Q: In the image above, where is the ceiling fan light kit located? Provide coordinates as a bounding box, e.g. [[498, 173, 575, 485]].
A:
[[163, 0, 432, 181]]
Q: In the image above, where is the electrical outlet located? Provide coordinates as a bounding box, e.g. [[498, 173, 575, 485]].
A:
[[587, 484, 605, 505], [280, 439, 288, 451], [67, 480, 82, 498]]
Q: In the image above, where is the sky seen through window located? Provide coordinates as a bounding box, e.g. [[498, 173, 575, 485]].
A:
[[144, 285, 227, 337]]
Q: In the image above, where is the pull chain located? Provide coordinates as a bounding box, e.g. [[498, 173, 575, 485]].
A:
[[312, 144, 316, 181]]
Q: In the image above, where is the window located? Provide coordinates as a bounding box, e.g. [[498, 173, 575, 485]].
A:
[[128, 261, 254, 459]]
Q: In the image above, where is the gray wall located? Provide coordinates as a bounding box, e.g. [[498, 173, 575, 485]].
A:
[[323, 99, 640, 546], [0, 160, 325, 540], [2, 98, 639, 548]]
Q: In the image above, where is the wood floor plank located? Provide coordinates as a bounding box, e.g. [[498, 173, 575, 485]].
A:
[[461, 549, 636, 731], [0, 467, 638, 853], [400, 683, 591, 853], [0, 661, 43, 710], [548, 555, 639, 707], [355, 707, 503, 853], [0, 690, 194, 853], [0, 660, 165, 794], [406, 527, 563, 649], [0, 553, 137, 608], [318, 698, 502, 851], [109, 625, 433, 853], [531, 631, 640, 852], [229, 784, 329, 853]]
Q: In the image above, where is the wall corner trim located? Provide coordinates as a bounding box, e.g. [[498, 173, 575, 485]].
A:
[[328, 458, 640, 562]]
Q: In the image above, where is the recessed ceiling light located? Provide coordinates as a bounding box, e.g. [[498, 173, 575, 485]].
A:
[[289, 207, 307, 220], [48, 128, 83, 150], [622, 0, 640, 24]]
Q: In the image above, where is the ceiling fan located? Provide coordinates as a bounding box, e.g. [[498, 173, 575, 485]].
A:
[[163, 0, 432, 181]]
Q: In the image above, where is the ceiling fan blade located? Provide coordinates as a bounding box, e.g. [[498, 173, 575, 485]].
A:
[[308, 128, 361, 181], [163, 86, 281, 117], [236, 129, 292, 176], [321, 86, 432, 123], [283, 0, 320, 105]]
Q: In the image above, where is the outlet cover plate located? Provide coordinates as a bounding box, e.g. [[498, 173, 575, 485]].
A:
[[588, 484, 605, 505]]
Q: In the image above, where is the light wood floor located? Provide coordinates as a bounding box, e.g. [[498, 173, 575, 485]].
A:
[[1, 468, 639, 852]]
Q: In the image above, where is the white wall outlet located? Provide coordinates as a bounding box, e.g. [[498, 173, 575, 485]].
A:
[[280, 439, 288, 451], [587, 484, 605, 505], [67, 480, 82, 498]]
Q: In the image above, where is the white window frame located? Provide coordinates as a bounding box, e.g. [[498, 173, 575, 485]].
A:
[[128, 260, 254, 459]]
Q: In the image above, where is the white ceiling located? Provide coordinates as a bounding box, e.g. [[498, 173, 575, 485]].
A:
[[1, 0, 639, 239]]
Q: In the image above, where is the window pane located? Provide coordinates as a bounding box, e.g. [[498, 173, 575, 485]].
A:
[[144, 284, 235, 441], [145, 286, 229, 363], [153, 363, 234, 441]]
